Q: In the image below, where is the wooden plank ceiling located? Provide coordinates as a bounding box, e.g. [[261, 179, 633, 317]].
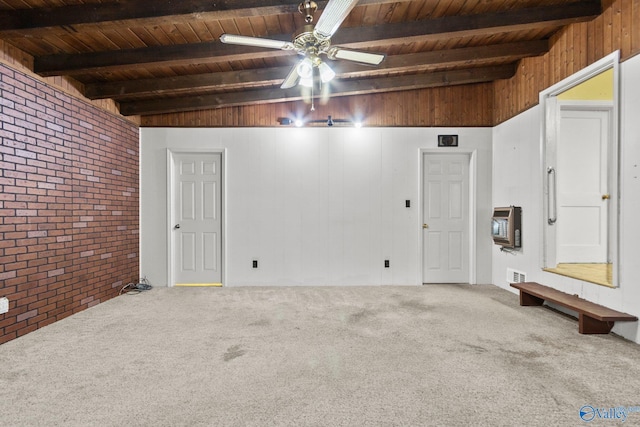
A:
[[0, 0, 602, 117]]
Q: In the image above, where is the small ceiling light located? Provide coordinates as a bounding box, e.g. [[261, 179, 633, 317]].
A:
[[354, 121, 362, 128], [295, 119, 304, 127], [318, 62, 335, 83]]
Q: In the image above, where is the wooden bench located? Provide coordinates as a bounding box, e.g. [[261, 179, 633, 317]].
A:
[[510, 282, 638, 334]]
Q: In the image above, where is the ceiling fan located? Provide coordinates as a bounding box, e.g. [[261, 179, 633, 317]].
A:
[[219, 0, 385, 89]]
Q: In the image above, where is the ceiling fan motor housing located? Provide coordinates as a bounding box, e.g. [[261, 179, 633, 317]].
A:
[[293, 25, 331, 56]]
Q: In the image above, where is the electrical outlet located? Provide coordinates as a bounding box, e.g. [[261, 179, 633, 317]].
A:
[[384, 260, 390, 268], [0, 297, 8, 314], [252, 260, 258, 269]]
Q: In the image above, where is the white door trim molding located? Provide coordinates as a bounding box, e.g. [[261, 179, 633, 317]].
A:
[[539, 50, 620, 287], [420, 148, 478, 284], [166, 148, 226, 287]]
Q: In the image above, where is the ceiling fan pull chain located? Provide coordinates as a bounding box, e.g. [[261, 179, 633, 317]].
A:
[[311, 80, 315, 111]]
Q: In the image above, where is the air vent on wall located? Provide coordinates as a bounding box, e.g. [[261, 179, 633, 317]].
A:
[[507, 268, 527, 284]]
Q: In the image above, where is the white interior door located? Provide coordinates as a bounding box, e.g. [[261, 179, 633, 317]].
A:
[[172, 153, 222, 286], [557, 107, 610, 263], [422, 154, 470, 283]]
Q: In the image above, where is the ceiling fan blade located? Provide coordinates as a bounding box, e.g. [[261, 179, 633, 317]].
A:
[[281, 64, 300, 89], [328, 47, 385, 65], [219, 34, 294, 50], [313, 0, 359, 40]]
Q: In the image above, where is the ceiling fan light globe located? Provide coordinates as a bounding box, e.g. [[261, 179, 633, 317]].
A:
[[299, 77, 314, 87], [318, 62, 336, 83], [297, 58, 314, 79]]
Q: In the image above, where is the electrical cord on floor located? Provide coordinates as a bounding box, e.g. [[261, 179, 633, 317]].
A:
[[119, 277, 153, 295]]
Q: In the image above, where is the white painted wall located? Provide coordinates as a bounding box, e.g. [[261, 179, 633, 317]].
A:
[[141, 127, 493, 288], [492, 54, 640, 344]]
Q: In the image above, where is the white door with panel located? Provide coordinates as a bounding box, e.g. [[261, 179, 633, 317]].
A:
[[172, 153, 222, 286], [557, 107, 610, 263], [422, 154, 470, 283]]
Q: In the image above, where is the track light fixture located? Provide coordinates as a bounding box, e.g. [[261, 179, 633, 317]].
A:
[[277, 115, 361, 127]]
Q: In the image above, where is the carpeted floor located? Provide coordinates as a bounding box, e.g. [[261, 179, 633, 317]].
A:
[[1, 284, 639, 426]]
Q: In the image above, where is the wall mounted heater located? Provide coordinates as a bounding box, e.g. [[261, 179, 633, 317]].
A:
[[492, 206, 522, 248]]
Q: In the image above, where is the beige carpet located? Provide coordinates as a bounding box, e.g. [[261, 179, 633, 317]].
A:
[[1, 284, 639, 426]]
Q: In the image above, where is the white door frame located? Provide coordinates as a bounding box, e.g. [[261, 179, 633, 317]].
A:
[[420, 149, 478, 284], [539, 50, 620, 286], [166, 148, 226, 287]]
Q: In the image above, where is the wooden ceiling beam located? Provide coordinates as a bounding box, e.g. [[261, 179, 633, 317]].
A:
[[85, 40, 548, 100], [332, 0, 601, 48], [118, 64, 516, 116], [85, 66, 296, 100], [35, 42, 290, 77], [33, 2, 598, 77], [0, 0, 402, 34]]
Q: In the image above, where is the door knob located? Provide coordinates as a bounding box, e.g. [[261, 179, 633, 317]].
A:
[[422, 224, 429, 229], [174, 224, 181, 229], [602, 194, 610, 200]]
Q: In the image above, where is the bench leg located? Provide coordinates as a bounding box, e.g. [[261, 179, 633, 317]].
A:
[[520, 292, 544, 306], [579, 314, 614, 334]]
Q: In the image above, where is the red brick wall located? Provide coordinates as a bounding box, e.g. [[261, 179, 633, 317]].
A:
[[0, 63, 139, 344]]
